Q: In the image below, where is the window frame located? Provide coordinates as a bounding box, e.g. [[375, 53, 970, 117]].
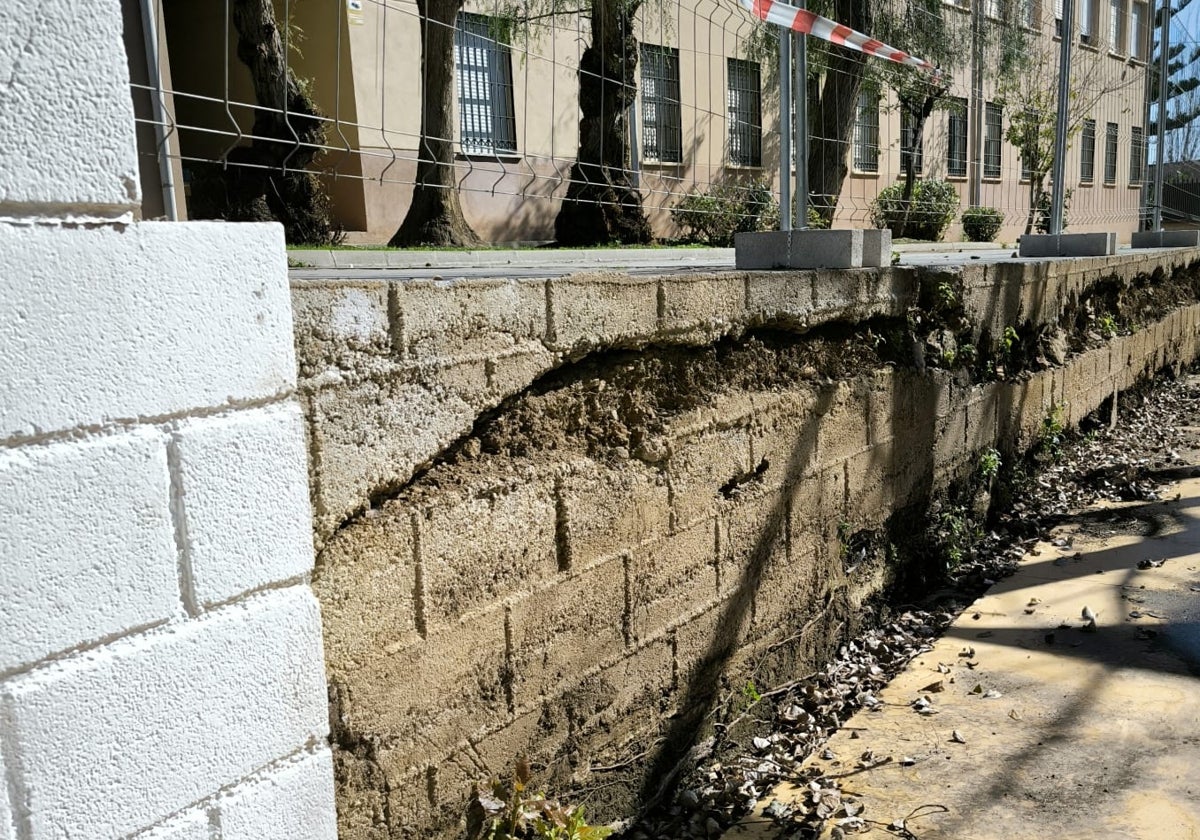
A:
[[1080, 118, 1096, 183], [1109, 0, 1127, 55], [947, 97, 968, 178], [1130, 125, 1145, 184], [853, 89, 880, 173], [984, 102, 1003, 179], [1130, 0, 1148, 60], [1104, 121, 1119, 184], [727, 58, 763, 168], [454, 12, 518, 157], [640, 44, 683, 165]]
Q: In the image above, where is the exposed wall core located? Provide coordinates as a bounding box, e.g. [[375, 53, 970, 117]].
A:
[[294, 250, 1200, 839]]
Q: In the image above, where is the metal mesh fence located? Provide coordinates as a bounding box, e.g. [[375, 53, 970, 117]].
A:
[[127, 0, 1167, 246]]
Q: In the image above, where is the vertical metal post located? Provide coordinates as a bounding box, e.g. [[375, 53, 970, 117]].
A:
[[780, 32, 792, 230], [140, 0, 178, 220], [1049, 0, 1075, 234], [1153, 0, 1171, 229], [969, 0, 984, 207], [794, 27, 808, 228]]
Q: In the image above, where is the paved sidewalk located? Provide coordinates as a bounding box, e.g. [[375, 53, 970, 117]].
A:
[[724, 478, 1200, 839]]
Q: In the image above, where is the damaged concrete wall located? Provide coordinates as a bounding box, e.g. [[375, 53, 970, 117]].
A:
[[293, 248, 1200, 840]]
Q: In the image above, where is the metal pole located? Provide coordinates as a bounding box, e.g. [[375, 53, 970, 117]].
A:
[[140, 0, 178, 220], [1153, 0, 1171, 229], [1049, 0, 1074, 234], [969, 0, 984, 207], [794, 26, 808, 228], [780, 32, 792, 230]]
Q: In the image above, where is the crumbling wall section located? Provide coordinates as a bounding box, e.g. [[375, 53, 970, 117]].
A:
[[294, 249, 1200, 840]]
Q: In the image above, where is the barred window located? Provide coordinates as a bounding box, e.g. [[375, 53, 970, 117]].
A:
[[1080, 119, 1096, 183], [1104, 122, 1119, 183], [641, 45, 682, 164], [853, 91, 880, 173], [984, 102, 1002, 179], [1130, 125, 1145, 183], [455, 13, 516, 155], [901, 109, 924, 175], [948, 97, 968, 177], [727, 59, 762, 167]]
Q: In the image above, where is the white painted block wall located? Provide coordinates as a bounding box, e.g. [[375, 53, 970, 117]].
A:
[[0, 1, 337, 838]]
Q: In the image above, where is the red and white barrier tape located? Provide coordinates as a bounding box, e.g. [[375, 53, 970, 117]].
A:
[[740, 0, 941, 76]]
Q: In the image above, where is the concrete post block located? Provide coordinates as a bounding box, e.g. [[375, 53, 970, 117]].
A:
[[4, 587, 328, 839], [0, 429, 178, 672], [219, 750, 337, 840], [1018, 232, 1117, 257], [171, 402, 315, 609], [861, 229, 893, 267], [1130, 229, 1200, 249], [735, 230, 866, 269], [0, 223, 295, 441], [0, 0, 139, 216]]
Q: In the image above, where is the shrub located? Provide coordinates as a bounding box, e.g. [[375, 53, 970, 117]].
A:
[[761, 201, 831, 232], [961, 206, 1003, 242], [671, 181, 777, 246], [869, 178, 959, 241]]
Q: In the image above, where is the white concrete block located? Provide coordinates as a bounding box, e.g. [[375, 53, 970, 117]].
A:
[[0, 750, 15, 840], [0, 0, 139, 215], [133, 809, 213, 840], [4, 587, 328, 839], [172, 403, 315, 607], [0, 430, 178, 672], [0, 222, 295, 441], [219, 751, 337, 840], [735, 229, 866, 269]]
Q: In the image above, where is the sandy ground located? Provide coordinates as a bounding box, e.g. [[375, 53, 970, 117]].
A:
[[724, 475, 1200, 839]]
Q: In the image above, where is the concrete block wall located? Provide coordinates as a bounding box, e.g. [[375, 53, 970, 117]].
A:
[[0, 1, 336, 837], [299, 249, 1200, 840]]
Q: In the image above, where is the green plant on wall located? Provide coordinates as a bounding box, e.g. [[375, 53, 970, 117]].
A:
[[977, 447, 1002, 482], [467, 758, 612, 840]]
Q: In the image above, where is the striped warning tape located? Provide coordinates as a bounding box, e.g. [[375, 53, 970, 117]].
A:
[[740, 0, 941, 76]]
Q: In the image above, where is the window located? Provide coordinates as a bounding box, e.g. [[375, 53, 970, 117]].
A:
[[901, 109, 924, 175], [1081, 119, 1096, 182], [984, 102, 1002, 178], [1081, 0, 1098, 43], [1131, 0, 1148, 59], [948, 97, 968, 177], [854, 91, 880, 172], [727, 59, 762, 167], [1105, 121, 1119, 183], [455, 13, 516, 155], [984, 0, 1001, 17], [1021, 0, 1040, 28], [1130, 125, 1145, 182], [1055, 0, 1063, 36], [640, 45, 682, 164], [1110, 0, 1126, 53]]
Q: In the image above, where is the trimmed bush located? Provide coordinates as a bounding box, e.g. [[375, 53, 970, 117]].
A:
[[671, 181, 777, 246], [961, 206, 1004, 242], [869, 178, 959, 241]]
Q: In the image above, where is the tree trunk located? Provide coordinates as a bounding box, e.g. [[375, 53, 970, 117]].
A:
[[187, 0, 341, 245], [553, 0, 652, 246], [807, 0, 870, 227], [895, 91, 942, 238], [391, 0, 481, 247]]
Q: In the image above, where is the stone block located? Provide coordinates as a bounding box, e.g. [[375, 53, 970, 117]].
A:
[[171, 403, 314, 609], [5, 587, 327, 839], [657, 275, 747, 341], [718, 490, 788, 599], [0, 0, 139, 213], [629, 519, 719, 643], [394, 277, 546, 362], [744, 272, 816, 329], [1131, 229, 1200, 249], [667, 421, 754, 528], [546, 273, 659, 355], [312, 504, 420, 673], [816, 381, 870, 468], [507, 556, 628, 705], [220, 750, 338, 840], [290, 281, 393, 384], [0, 223, 294, 441], [0, 429, 177, 672], [860, 228, 893, 268], [734, 229, 865, 269], [559, 459, 671, 568], [1018, 232, 1117, 257], [417, 478, 558, 625], [748, 390, 821, 491]]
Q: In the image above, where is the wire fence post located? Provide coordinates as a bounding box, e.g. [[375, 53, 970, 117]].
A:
[[1049, 0, 1075, 235], [794, 27, 807, 229], [780, 32, 792, 231], [1153, 0, 1171, 230]]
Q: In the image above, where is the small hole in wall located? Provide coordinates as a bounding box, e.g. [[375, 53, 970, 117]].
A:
[[719, 458, 769, 498]]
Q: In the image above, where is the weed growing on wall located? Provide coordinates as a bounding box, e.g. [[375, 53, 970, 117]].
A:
[[467, 758, 613, 840]]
